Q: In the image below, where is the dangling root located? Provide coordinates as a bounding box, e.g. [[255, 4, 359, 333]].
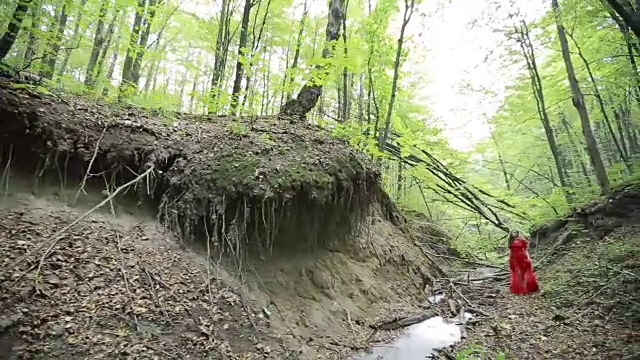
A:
[[1, 144, 13, 200]]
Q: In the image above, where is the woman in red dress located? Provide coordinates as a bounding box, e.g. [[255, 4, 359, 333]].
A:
[[508, 230, 540, 295]]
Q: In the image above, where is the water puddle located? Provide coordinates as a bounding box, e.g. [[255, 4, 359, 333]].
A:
[[356, 312, 473, 360], [427, 293, 445, 304]]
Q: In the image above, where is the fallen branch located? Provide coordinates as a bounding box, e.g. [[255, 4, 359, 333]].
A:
[[27, 166, 155, 286], [448, 280, 471, 307], [422, 250, 505, 270], [370, 311, 433, 331], [466, 307, 490, 317], [453, 271, 509, 285]]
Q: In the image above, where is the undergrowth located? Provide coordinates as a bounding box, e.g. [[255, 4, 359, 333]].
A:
[[541, 229, 640, 323], [455, 344, 506, 360]]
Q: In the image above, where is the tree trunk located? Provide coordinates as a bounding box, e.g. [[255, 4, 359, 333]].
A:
[[22, 0, 41, 68], [119, 0, 146, 99], [285, 1, 308, 102], [379, 0, 415, 149], [340, 0, 350, 122], [96, 10, 120, 89], [230, 0, 256, 114], [552, 0, 610, 192], [189, 72, 198, 113], [85, 0, 109, 87], [130, 0, 159, 86], [280, 0, 345, 120], [605, 4, 640, 104], [240, 0, 272, 113], [560, 114, 593, 186], [40, 0, 70, 79], [208, 0, 231, 112], [489, 128, 511, 190], [57, 0, 89, 77], [604, 0, 640, 39], [515, 21, 571, 195], [567, 31, 630, 168], [0, 0, 33, 62], [101, 20, 122, 97]]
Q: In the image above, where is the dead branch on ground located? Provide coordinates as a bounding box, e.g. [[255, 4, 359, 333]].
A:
[[8, 166, 156, 286], [423, 249, 505, 270], [369, 311, 433, 331]]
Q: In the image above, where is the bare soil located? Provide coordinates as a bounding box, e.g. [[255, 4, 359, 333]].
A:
[[0, 174, 442, 360]]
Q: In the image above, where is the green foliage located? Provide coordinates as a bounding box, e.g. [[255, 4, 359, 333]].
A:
[[456, 344, 507, 360]]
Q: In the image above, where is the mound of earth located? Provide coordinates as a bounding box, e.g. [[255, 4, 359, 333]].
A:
[[0, 77, 379, 256], [0, 78, 450, 359], [446, 180, 640, 360]]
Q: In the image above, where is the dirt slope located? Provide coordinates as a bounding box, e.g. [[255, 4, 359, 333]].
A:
[[0, 78, 447, 359], [447, 180, 640, 359]]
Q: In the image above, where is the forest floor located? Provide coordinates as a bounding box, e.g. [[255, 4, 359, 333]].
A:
[[446, 182, 640, 360]]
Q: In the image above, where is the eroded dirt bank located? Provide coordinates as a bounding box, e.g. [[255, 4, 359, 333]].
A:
[[0, 78, 450, 359], [445, 181, 640, 360]]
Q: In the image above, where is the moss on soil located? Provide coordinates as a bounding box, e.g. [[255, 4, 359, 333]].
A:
[[0, 78, 381, 256]]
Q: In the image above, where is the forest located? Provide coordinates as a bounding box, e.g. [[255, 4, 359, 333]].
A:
[[0, 0, 638, 358], [1, 0, 639, 253]]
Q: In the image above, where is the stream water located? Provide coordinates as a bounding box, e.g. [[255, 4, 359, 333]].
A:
[[355, 269, 497, 360], [356, 313, 472, 360], [355, 294, 473, 360]]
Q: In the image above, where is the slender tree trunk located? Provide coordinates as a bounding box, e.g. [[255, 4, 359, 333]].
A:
[[101, 22, 122, 97], [357, 72, 364, 122], [85, 0, 109, 87], [621, 104, 639, 155], [0, 0, 33, 62], [208, 0, 231, 112], [95, 10, 120, 87], [119, 0, 146, 98], [240, 0, 272, 113], [142, 41, 166, 93], [40, 0, 70, 79], [230, 0, 256, 114], [22, 0, 41, 68], [606, 6, 640, 105], [262, 50, 271, 115], [379, 0, 415, 149], [560, 114, 593, 186], [613, 107, 630, 158], [285, 1, 308, 102], [515, 21, 571, 195], [189, 73, 198, 113], [567, 31, 630, 168], [130, 0, 159, 86], [552, 0, 609, 192], [340, 0, 350, 122], [57, 0, 89, 77], [489, 128, 511, 190]]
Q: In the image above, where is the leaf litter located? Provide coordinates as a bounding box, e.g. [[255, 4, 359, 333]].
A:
[[0, 197, 284, 359]]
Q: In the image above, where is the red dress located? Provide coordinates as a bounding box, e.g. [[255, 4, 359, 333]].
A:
[[509, 237, 540, 295]]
